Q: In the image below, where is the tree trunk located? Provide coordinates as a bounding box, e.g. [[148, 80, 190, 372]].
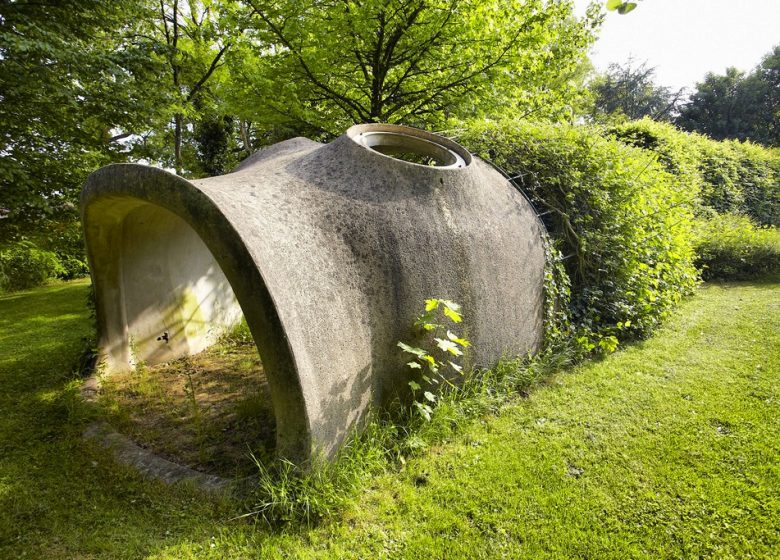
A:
[[174, 113, 183, 175], [239, 120, 251, 153]]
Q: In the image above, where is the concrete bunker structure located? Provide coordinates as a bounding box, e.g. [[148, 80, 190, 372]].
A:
[[82, 124, 546, 463]]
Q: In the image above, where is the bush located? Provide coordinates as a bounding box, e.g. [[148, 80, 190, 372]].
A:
[[693, 214, 780, 280], [55, 254, 89, 280], [730, 142, 780, 227], [460, 119, 699, 349], [41, 217, 90, 280], [611, 119, 780, 226], [610, 119, 704, 201], [692, 138, 745, 215], [0, 241, 64, 292]]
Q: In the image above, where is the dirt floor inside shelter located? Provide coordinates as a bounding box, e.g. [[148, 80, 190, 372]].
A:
[[97, 326, 275, 478]]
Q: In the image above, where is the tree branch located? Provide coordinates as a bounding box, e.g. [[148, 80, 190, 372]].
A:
[[246, 0, 371, 121], [186, 42, 231, 102]]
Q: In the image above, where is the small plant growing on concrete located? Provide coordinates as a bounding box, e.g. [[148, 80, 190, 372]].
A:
[[398, 299, 470, 421]]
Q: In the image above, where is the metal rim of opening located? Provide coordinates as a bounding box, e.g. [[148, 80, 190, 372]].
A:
[[348, 124, 471, 169]]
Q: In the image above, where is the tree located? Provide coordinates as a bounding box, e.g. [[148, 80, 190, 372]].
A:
[[235, 0, 599, 135], [588, 60, 684, 122], [675, 68, 754, 142], [151, 0, 241, 175], [676, 45, 780, 147], [0, 0, 165, 244], [753, 45, 780, 145]]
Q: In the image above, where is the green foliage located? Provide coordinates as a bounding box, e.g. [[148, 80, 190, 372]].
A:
[[693, 214, 780, 280], [461, 119, 699, 350], [246, 346, 569, 528], [134, 1, 247, 176], [0, 241, 64, 292], [3, 279, 780, 556], [398, 299, 470, 421], [587, 60, 684, 122], [0, 0, 166, 239], [676, 45, 780, 147], [609, 118, 704, 199], [541, 237, 574, 347], [612, 119, 780, 226], [730, 141, 780, 227], [248, 421, 391, 526], [2, 0, 601, 263], [237, 0, 599, 135]]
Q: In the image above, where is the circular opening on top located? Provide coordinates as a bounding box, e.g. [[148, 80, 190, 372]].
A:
[[350, 125, 471, 169]]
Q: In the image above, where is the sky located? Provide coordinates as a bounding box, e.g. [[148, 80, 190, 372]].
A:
[[572, 0, 780, 93]]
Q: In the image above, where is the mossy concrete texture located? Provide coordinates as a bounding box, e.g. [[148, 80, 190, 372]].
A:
[[81, 124, 546, 462]]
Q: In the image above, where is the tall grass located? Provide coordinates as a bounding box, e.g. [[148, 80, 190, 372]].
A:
[[245, 342, 578, 526]]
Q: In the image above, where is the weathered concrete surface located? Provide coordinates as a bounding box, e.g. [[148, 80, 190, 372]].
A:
[[83, 422, 232, 492], [82, 124, 546, 462]]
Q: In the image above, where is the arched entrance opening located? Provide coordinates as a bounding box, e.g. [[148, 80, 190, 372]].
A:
[[85, 198, 278, 476]]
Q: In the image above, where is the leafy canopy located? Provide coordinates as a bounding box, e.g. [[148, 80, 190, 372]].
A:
[[676, 45, 780, 147], [587, 59, 684, 122], [238, 0, 598, 134]]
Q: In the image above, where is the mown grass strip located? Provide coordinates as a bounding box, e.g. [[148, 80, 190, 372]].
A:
[[1, 278, 778, 559]]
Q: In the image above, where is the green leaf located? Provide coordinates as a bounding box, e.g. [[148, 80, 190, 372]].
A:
[[398, 341, 426, 358], [423, 391, 436, 402], [606, 0, 622, 10], [446, 330, 471, 347], [617, 2, 637, 14], [408, 380, 421, 391], [435, 338, 463, 356], [415, 312, 439, 330], [442, 306, 462, 323], [415, 401, 432, 421], [425, 299, 440, 312], [598, 335, 619, 353]]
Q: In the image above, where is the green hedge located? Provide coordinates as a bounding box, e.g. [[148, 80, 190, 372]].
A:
[[460, 120, 699, 350], [611, 119, 780, 227], [732, 142, 780, 227], [693, 214, 780, 280], [0, 241, 64, 292]]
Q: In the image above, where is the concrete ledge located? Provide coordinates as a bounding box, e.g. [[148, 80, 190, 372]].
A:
[[83, 421, 235, 493]]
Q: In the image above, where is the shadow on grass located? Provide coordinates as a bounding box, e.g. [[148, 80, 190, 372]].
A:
[[699, 272, 780, 287], [0, 281, 258, 559], [3, 274, 778, 558]]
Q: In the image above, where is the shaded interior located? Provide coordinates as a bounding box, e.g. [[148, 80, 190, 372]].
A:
[[360, 131, 465, 167], [89, 200, 277, 474], [119, 204, 243, 366], [98, 320, 276, 476]]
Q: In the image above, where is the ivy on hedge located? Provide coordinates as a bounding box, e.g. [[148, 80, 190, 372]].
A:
[[460, 120, 699, 352]]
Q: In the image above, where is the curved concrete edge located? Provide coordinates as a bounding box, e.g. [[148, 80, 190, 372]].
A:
[[81, 372, 258, 494], [83, 421, 236, 493], [80, 163, 312, 462], [81, 125, 547, 468]]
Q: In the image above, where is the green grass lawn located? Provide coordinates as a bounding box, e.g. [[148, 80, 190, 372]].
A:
[[1, 278, 778, 559]]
